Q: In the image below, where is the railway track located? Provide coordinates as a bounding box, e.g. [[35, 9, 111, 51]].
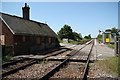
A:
[[1, 44, 78, 78], [2, 58, 36, 77], [82, 40, 94, 80], [40, 39, 94, 80], [2, 39, 94, 79]]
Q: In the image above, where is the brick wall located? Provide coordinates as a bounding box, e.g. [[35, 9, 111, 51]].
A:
[[1, 20, 13, 45], [13, 35, 58, 55], [1, 20, 14, 55]]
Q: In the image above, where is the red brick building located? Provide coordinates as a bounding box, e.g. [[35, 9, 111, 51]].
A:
[[0, 3, 59, 55]]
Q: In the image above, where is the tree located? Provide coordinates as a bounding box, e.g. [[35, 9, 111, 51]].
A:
[[111, 27, 119, 36], [105, 27, 119, 36], [84, 34, 91, 39], [57, 24, 74, 40], [84, 36, 89, 39], [88, 34, 91, 39], [73, 32, 82, 41]]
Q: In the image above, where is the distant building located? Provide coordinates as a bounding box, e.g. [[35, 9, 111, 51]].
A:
[[102, 31, 116, 44], [0, 3, 59, 55], [63, 38, 69, 43]]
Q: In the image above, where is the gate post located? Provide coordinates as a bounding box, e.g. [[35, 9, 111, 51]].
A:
[[118, 38, 120, 56], [115, 36, 118, 56]]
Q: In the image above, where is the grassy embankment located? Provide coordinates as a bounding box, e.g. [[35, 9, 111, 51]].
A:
[[96, 35, 120, 76], [95, 56, 120, 77]]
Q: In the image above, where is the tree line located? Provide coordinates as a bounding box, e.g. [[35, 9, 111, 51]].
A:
[[57, 24, 91, 42]]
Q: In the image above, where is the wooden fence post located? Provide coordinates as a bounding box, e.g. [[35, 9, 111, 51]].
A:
[[115, 36, 118, 56], [118, 38, 120, 56]]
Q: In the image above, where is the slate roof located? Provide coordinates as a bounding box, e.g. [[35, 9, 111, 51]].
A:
[[0, 13, 57, 37]]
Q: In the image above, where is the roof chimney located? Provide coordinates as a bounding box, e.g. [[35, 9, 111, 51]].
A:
[[22, 3, 30, 20]]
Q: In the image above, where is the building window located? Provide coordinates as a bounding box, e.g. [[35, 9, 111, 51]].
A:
[[23, 36, 26, 42], [0, 35, 5, 45], [36, 37, 40, 44], [49, 37, 52, 44]]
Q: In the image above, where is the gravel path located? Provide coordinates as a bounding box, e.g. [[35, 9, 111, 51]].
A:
[[92, 39, 115, 60], [51, 62, 85, 79], [5, 61, 60, 79]]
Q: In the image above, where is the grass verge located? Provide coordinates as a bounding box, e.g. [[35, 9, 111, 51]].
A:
[[107, 43, 115, 49], [69, 39, 91, 45], [95, 56, 119, 77], [59, 39, 91, 45]]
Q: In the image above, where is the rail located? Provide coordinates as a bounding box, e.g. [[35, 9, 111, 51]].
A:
[[40, 39, 94, 80], [1, 46, 76, 78], [82, 41, 94, 80]]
